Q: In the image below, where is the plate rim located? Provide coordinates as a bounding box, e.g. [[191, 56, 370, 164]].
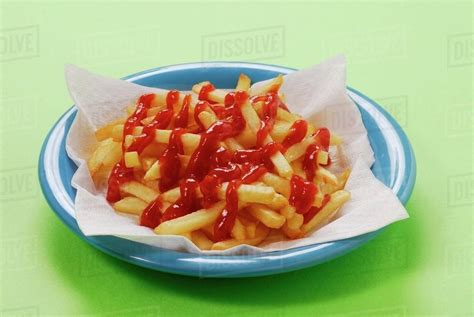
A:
[[38, 61, 416, 277]]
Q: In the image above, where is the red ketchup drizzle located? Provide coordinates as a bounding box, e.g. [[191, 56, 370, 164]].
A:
[[174, 95, 191, 128], [301, 127, 332, 181], [106, 160, 134, 203], [213, 165, 267, 241], [193, 101, 209, 132], [314, 128, 330, 151], [200, 174, 221, 208], [109, 94, 157, 202], [198, 83, 215, 101], [185, 91, 248, 180], [159, 128, 186, 192], [200, 147, 239, 208], [282, 120, 307, 150], [255, 93, 283, 147], [166, 90, 180, 109], [289, 175, 317, 214], [127, 108, 173, 153], [161, 178, 200, 222], [140, 198, 162, 229], [209, 104, 226, 119], [303, 195, 331, 224], [122, 93, 155, 151], [224, 93, 236, 107], [302, 143, 319, 182], [233, 142, 283, 170]]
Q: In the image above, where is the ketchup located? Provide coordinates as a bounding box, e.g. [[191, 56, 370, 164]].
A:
[[256, 93, 280, 147], [161, 178, 200, 222], [198, 83, 215, 101], [302, 143, 319, 182], [114, 87, 329, 238], [122, 93, 155, 151], [233, 142, 283, 170], [127, 108, 173, 153], [209, 104, 227, 119], [200, 147, 241, 208], [213, 180, 240, 242], [214, 165, 267, 241], [300, 127, 331, 181], [106, 160, 134, 203], [159, 128, 186, 192], [185, 91, 248, 180], [303, 195, 331, 224], [110, 94, 158, 201], [193, 101, 209, 132], [289, 175, 317, 214], [314, 128, 330, 151], [166, 90, 180, 109], [282, 120, 307, 150], [200, 174, 222, 208], [140, 198, 162, 229], [174, 95, 191, 128]]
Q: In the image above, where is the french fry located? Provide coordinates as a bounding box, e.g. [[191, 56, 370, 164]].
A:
[[113, 197, 148, 215], [111, 125, 143, 142], [282, 222, 304, 239], [285, 137, 330, 163], [144, 180, 159, 192], [143, 160, 160, 181], [120, 181, 159, 203], [261, 172, 290, 197], [268, 193, 289, 210], [192, 82, 226, 103], [240, 100, 293, 178], [160, 183, 276, 205], [249, 75, 283, 95], [221, 183, 275, 205], [316, 166, 339, 186], [253, 102, 301, 124], [191, 230, 214, 250], [286, 213, 303, 230], [236, 73, 251, 91], [87, 138, 121, 176], [154, 129, 201, 155], [280, 205, 296, 219], [141, 157, 157, 171], [238, 215, 258, 239], [197, 111, 242, 150], [95, 118, 125, 141], [248, 204, 286, 229], [124, 151, 141, 168], [124, 134, 135, 149], [211, 223, 270, 250], [269, 120, 292, 142], [231, 218, 247, 241], [301, 190, 351, 233], [291, 160, 306, 178], [234, 126, 257, 148], [111, 124, 124, 141], [155, 201, 226, 234]]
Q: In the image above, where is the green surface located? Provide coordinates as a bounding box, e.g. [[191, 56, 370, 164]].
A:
[[1, 1, 473, 316]]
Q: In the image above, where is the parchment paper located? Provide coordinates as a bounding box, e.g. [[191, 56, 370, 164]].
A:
[[65, 56, 409, 255]]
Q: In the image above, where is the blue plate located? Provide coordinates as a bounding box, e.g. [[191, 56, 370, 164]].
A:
[[38, 62, 416, 278]]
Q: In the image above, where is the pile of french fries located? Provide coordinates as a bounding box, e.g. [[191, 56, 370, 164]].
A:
[[87, 74, 351, 251]]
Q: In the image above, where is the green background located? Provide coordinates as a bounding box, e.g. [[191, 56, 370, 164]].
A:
[[1, 1, 472, 316]]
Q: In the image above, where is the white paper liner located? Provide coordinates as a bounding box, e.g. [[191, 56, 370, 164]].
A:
[[65, 56, 408, 255]]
